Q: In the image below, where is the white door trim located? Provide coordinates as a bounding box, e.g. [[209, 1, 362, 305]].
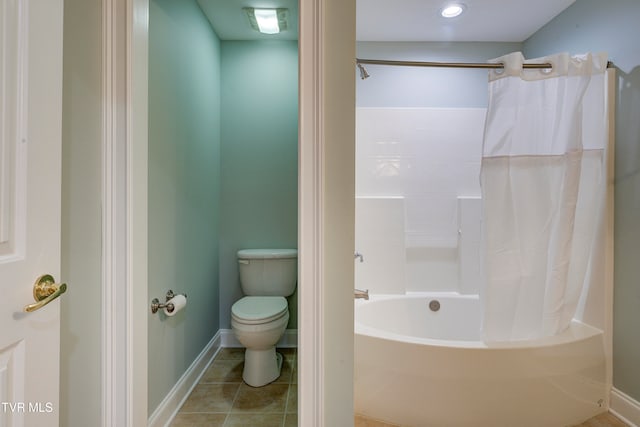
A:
[[298, 0, 325, 424], [300, 1, 357, 423], [101, 0, 148, 426], [101, 0, 126, 424]]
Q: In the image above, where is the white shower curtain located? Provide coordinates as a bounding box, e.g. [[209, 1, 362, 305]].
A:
[[480, 52, 609, 342]]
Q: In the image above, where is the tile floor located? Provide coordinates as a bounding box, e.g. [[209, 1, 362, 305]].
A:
[[354, 412, 630, 427], [171, 347, 297, 427]]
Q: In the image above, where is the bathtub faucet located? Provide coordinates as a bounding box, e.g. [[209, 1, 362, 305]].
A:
[[354, 288, 369, 300]]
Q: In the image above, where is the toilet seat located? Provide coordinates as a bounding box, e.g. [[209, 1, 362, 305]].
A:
[[231, 296, 288, 325]]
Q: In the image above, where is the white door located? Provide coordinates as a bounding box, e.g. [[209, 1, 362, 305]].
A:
[[0, 0, 64, 426]]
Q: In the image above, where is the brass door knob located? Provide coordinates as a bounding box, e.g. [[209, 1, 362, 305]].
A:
[[24, 274, 68, 313]]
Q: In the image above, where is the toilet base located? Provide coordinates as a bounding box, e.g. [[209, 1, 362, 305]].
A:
[[242, 347, 283, 387]]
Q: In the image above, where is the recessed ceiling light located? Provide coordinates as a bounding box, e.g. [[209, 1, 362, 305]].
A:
[[441, 3, 466, 18]]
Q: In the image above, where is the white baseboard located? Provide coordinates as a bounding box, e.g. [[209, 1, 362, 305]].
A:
[[220, 328, 298, 348], [147, 331, 222, 427], [611, 387, 640, 427]]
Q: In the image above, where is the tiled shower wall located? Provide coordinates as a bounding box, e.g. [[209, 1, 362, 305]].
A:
[[355, 108, 486, 293]]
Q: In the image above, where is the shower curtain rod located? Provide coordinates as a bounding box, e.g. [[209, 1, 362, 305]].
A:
[[355, 58, 614, 70]]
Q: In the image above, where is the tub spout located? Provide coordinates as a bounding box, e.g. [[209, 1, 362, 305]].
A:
[[354, 288, 369, 300]]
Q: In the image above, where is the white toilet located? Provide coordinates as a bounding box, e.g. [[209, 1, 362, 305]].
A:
[[231, 248, 297, 387]]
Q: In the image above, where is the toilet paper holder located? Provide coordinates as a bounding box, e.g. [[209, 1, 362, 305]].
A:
[[151, 290, 187, 314]]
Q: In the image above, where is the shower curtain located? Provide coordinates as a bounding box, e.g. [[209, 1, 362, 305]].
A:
[[480, 52, 609, 342]]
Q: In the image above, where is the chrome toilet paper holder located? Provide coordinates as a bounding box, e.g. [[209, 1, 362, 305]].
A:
[[151, 290, 187, 314]]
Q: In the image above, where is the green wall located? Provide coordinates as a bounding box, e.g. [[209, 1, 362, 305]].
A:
[[523, 0, 640, 402], [219, 41, 299, 330], [148, 0, 221, 414]]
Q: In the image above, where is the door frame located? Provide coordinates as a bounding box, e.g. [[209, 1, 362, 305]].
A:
[[101, 0, 148, 425], [101, 0, 355, 425]]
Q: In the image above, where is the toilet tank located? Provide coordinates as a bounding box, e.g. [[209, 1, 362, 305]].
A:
[[237, 249, 298, 296]]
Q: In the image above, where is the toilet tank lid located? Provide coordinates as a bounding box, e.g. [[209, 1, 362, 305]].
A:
[[237, 249, 297, 259]]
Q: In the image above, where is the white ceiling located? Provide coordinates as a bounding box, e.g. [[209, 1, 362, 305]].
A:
[[198, 0, 575, 42], [357, 0, 576, 42]]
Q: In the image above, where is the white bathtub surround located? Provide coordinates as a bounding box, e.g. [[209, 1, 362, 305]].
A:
[[354, 294, 608, 427], [355, 197, 406, 294], [403, 194, 459, 249], [355, 108, 484, 201], [405, 247, 458, 293], [355, 107, 485, 293], [481, 52, 610, 342], [457, 196, 482, 295]]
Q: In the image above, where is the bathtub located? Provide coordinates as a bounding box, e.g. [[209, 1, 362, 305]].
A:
[[354, 293, 609, 427]]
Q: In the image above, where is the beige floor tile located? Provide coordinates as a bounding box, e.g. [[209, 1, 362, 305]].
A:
[[284, 413, 298, 427], [272, 357, 294, 384], [278, 347, 296, 362], [201, 359, 244, 383], [170, 413, 227, 427], [170, 347, 301, 426], [180, 383, 240, 413], [353, 412, 628, 427], [292, 362, 297, 384], [572, 412, 630, 427], [223, 413, 284, 427], [231, 383, 289, 414], [216, 347, 245, 361], [354, 414, 401, 427], [286, 384, 297, 414]]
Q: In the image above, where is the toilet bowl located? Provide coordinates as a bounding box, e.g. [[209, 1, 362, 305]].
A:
[[231, 296, 289, 386], [230, 249, 297, 387]]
